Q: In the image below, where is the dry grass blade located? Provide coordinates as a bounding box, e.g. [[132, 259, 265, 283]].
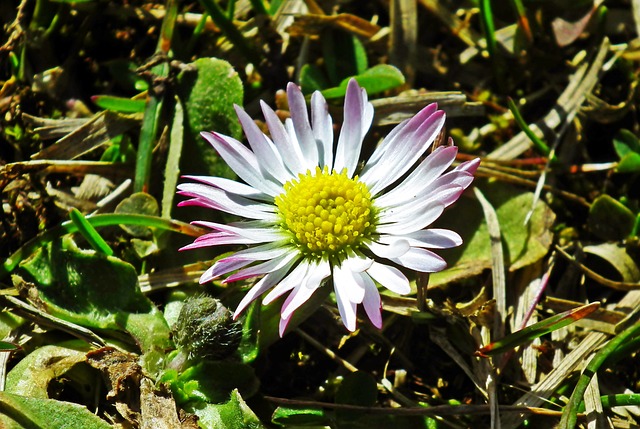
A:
[[488, 38, 611, 160], [502, 290, 640, 429], [389, 0, 417, 86], [30, 111, 140, 160], [371, 92, 484, 126]]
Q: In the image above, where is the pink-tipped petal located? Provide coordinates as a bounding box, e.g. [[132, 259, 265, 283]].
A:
[[334, 262, 366, 304], [234, 105, 290, 183], [233, 254, 299, 318], [260, 100, 305, 175], [280, 259, 330, 320], [201, 132, 282, 196], [361, 104, 445, 194], [334, 79, 370, 176], [262, 261, 310, 305], [287, 83, 319, 168], [361, 273, 382, 328], [375, 146, 458, 207]]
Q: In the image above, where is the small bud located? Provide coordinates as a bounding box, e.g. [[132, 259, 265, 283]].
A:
[[172, 295, 242, 361]]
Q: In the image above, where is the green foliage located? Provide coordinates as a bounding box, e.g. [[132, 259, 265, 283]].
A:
[[176, 57, 244, 178], [17, 237, 171, 353]]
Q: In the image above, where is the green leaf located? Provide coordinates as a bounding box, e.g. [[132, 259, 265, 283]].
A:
[[68, 208, 113, 256], [18, 237, 171, 353], [300, 64, 331, 94], [429, 181, 555, 287], [177, 57, 244, 178], [272, 407, 330, 427], [613, 129, 640, 157], [587, 195, 636, 241], [187, 389, 266, 429], [163, 360, 259, 405], [0, 392, 111, 429], [0, 341, 19, 351], [5, 342, 90, 398], [616, 152, 640, 173], [322, 30, 368, 85], [321, 65, 405, 99], [91, 95, 146, 113], [115, 192, 160, 238], [335, 371, 378, 423]]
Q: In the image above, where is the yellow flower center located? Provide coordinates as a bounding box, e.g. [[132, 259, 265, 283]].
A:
[[275, 166, 375, 257]]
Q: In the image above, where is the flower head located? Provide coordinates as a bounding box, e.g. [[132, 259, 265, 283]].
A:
[[178, 80, 479, 336]]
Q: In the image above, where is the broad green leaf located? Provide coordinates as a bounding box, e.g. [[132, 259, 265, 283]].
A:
[[616, 152, 640, 173], [115, 192, 160, 238], [162, 360, 259, 405], [176, 57, 243, 178], [321, 65, 405, 99], [613, 129, 640, 157], [587, 195, 635, 241], [91, 95, 146, 113], [322, 29, 368, 85], [5, 342, 90, 398], [18, 237, 171, 353], [0, 392, 111, 429], [300, 64, 331, 94], [429, 181, 555, 287], [187, 389, 266, 429], [583, 243, 640, 282], [476, 302, 599, 357]]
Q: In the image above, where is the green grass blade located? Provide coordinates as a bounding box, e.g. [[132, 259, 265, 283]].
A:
[[476, 302, 600, 357], [91, 95, 146, 113], [507, 98, 552, 157], [560, 320, 640, 428], [68, 208, 114, 256]]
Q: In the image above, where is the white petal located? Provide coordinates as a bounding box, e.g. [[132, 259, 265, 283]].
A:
[[367, 239, 411, 259], [334, 262, 365, 304], [376, 201, 445, 235], [333, 274, 358, 332], [177, 183, 277, 221], [361, 105, 444, 194], [311, 91, 334, 170], [388, 229, 462, 249], [234, 254, 300, 317], [375, 146, 458, 207], [343, 253, 373, 272], [225, 250, 300, 283], [192, 220, 286, 242], [361, 273, 382, 328], [391, 248, 447, 273], [280, 259, 330, 319], [262, 261, 310, 304], [183, 175, 270, 201], [333, 79, 371, 176], [260, 100, 305, 175], [235, 105, 291, 183], [287, 83, 319, 168], [201, 132, 282, 196], [366, 262, 411, 295]]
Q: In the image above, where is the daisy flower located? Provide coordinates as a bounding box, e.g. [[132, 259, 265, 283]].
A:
[[178, 79, 479, 336]]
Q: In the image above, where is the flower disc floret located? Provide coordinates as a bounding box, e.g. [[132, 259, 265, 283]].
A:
[[275, 166, 375, 257]]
